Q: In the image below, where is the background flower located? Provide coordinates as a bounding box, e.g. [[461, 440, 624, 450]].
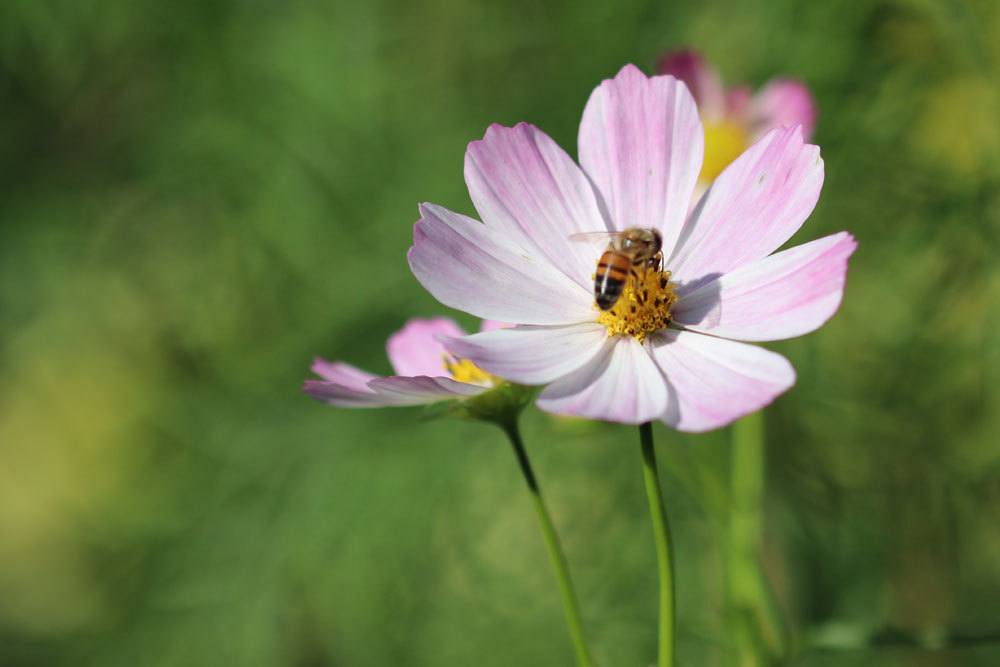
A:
[[305, 318, 498, 408], [410, 65, 855, 431], [657, 48, 816, 184]]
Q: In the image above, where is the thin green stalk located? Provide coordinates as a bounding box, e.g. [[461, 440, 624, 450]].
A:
[[639, 421, 675, 667], [500, 420, 595, 667], [729, 411, 786, 664]]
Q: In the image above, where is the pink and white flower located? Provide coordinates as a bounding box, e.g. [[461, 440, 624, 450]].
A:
[[304, 318, 505, 408], [408, 64, 855, 432], [657, 49, 817, 185]]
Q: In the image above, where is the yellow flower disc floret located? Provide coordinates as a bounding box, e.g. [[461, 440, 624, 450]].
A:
[[444, 356, 497, 387], [597, 268, 678, 342], [700, 121, 748, 183]]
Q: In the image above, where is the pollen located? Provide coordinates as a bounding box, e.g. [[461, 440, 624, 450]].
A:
[[444, 356, 497, 387], [597, 268, 677, 342]]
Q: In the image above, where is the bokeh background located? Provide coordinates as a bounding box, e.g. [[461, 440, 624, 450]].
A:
[[2, 0, 999, 665]]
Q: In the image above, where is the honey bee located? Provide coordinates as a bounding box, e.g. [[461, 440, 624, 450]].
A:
[[570, 227, 663, 310]]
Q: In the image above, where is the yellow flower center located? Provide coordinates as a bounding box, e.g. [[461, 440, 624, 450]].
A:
[[443, 356, 496, 386], [597, 268, 678, 342], [700, 120, 749, 183]]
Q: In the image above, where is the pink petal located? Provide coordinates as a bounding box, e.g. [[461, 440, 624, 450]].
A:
[[725, 85, 753, 122], [479, 320, 513, 332], [578, 64, 704, 256], [751, 79, 817, 141], [367, 376, 488, 404], [649, 330, 795, 432], [386, 317, 467, 377], [310, 358, 377, 389], [536, 336, 669, 424], [303, 378, 387, 408], [673, 232, 857, 341], [465, 122, 610, 288], [668, 126, 823, 281], [408, 203, 593, 325], [655, 49, 726, 120], [442, 322, 608, 385], [305, 374, 486, 408]]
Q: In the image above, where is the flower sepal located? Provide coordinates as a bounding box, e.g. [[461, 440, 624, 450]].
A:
[[421, 381, 539, 426]]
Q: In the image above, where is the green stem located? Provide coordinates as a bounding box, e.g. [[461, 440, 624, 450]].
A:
[[500, 420, 595, 667], [639, 422, 675, 667], [729, 411, 786, 664]]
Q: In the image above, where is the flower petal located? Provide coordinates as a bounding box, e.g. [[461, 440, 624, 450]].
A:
[[578, 64, 704, 255], [751, 79, 817, 141], [303, 378, 386, 407], [443, 322, 609, 385], [655, 49, 726, 120], [310, 358, 377, 389], [649, 330, 795, 432], [408, 203, 593, 325], [536, 336, 669, 424], [668, 125, 823, 281], [725, 85, 753, 121], [386, 317, 467, 377], [367, 376, 488, 404], [478, 319, 513, 332], [673, 232, 857, 341], [465, 122, 609, 288]]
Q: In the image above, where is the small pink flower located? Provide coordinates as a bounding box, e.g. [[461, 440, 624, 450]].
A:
[[304, 318, 501, 408], [657, 49, 817, 184], [408, 64, 855, 431]]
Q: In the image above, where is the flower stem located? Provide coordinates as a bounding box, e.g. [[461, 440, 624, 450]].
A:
[[729, 412, 786, 664], [639, 421, 675, 667], [499, 420, 595, 667]]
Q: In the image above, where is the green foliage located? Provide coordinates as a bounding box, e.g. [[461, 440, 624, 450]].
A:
[[1, 0, 999, 665]]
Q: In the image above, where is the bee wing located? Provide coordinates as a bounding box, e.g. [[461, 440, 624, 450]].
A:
[[569, 231, 624, 256], [567, 230, 625, 243]]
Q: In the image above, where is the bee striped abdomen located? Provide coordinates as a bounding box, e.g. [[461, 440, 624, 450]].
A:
[[594, 250, 632, 310]]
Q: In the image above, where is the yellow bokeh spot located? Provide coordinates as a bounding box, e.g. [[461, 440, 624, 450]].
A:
[[914, 77, 1000, 179], [597, 268, 678, 342], [444, 357, 496, 386], [701, 121, 749, 183]]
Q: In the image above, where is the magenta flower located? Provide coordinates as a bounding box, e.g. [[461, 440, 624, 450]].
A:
[[304, 317, 506, 408], [657, 49, 817, 184], [408, 64, 856, 431]]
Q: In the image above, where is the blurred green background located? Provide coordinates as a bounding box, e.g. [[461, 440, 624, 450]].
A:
[[2, 0, 999, 665]]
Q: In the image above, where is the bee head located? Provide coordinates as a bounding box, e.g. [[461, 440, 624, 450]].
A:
[[649, 228, 662, 253], [622, 228, 661, 251]]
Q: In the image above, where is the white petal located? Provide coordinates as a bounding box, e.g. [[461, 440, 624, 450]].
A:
[[668, 126, 824, 281], [649, 330, 795, 432], [537, 336, 669, 424], [303, 377, 387, 408], [408, 203, 593, 325], [578, 64, 704, 255], [673, 232, 857, 341], [367, 376, 488, 404], [442, 322, 609, 385], [310, 359, 377, 390], [465, 122, 610, 288]]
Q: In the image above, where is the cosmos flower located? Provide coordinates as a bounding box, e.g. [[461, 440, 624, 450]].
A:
[[304, 317, 507, 409], [408, 64, 855, 431], [657, 49, 817, 185]]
